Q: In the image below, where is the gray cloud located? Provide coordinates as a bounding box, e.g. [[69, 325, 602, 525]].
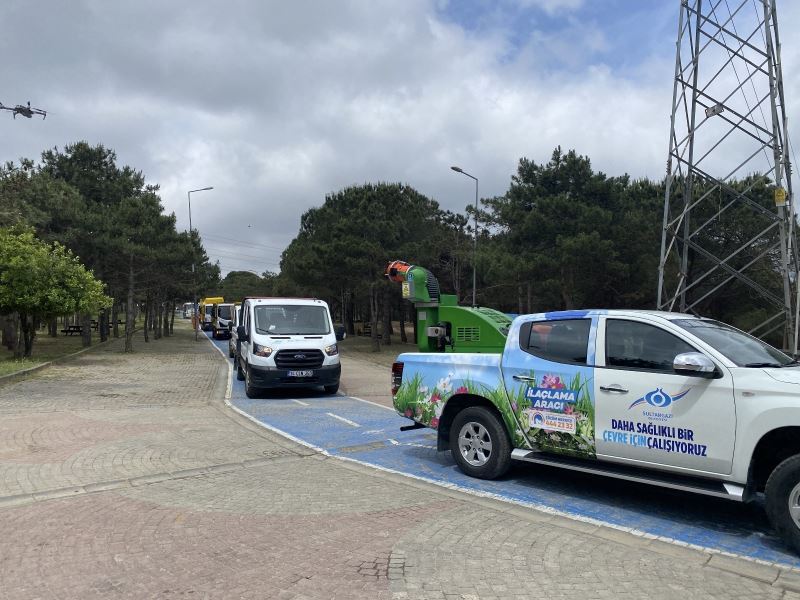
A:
[[2, 0, 799, 275]]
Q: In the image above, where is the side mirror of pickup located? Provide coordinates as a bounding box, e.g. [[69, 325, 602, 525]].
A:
[[237, 325, 248, 342], [673, 352, 716, 377]]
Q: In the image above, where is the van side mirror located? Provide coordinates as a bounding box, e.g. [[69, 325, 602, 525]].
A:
[[237, 325, 248, 342], [673, 352, 716, 377], [335, 325, 346, 341]]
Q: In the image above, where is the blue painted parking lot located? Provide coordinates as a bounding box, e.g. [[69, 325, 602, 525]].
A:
[[207, 332, 800, 569]]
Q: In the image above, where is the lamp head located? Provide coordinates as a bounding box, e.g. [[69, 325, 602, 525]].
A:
[[450, 166, 463, 173]]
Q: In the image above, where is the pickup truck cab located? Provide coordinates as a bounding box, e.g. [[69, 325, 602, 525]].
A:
[[392, 309, 800, 553], [236, 297, 341, 397]]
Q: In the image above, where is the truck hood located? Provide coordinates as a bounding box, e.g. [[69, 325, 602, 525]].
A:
[[764, 366, 800, 385]]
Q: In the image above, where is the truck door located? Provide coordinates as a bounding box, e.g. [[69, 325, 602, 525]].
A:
[[594, 317, 735, 475], [501, 315, 598, 458]]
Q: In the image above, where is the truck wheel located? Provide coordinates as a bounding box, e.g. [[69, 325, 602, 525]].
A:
[[236, 359, 245, 381], [244, 365, 258, 399], [449, 406, 511, 480], [765, 454, 800, 554], [324, 382, 339, 395]]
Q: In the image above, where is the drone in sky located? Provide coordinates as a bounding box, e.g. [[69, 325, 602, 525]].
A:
[[0, 101, 47, 120]]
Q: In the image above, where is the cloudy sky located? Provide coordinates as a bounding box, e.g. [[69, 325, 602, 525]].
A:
[[2, 0, 799, 276]]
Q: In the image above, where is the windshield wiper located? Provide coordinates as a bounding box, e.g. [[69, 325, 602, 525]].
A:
[[780, 359, 800, 367], [744, 362, 783, 368]]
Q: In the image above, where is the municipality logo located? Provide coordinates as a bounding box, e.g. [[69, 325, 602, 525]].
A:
[[628, 387, 689, 410], [532, 412, 544, 426]]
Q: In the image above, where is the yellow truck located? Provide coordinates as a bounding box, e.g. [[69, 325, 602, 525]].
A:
[[198, 296, 224, 332]]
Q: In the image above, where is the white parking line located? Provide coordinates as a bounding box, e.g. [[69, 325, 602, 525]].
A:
[[326, 412, 361, 427], [292, 399, 310, 406]]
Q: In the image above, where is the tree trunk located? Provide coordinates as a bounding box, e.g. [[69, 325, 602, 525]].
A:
[[517, 283, 524, 314], [98, 308, 108, 342], [81, 312, 92, 348], [381, 284, 392, 346], [346, 291, 355, 336], [13, 314, 23, 359], [154, 299, 162, 340], [527, 281, 532, 313], [143, 296, 150, 343], [48, 317, 58, 337], [369, 283, 379, 352], [2, 314, 17, 350], [125, 256, 135, 353], [112, 302, 120, 339], [18, 314, 34, 358], [169, 300, 175, 335], [399, 302, 407, 343]]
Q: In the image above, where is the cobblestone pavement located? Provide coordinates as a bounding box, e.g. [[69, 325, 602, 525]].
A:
[[1, 327, 799, 598]]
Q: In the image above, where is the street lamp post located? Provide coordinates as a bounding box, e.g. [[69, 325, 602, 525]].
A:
[[451, 166, 479, 307], [187, 186, 214, 341]]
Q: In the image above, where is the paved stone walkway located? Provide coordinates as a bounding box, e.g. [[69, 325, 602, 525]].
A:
[[0, 326, 799, 598]]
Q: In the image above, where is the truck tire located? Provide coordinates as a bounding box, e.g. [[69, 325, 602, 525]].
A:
[[236, 359, 245, 381], [449, 406, 511, 480], [765, 454, 800, 554], [324, 382, 339, 395], [244, 365, 258, 399]]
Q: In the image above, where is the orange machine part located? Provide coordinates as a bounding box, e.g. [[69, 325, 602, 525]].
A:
[[385, 260, 412, 283]]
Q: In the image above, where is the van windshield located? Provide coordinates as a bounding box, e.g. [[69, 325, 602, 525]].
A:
[[254, 305, 330, 335], [217, 305, 232, 319]]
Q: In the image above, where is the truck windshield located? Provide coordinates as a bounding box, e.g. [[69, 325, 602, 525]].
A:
[[673, 318, 794, 367], [217, 305, 231, 319], [254, 305, 330, 335]]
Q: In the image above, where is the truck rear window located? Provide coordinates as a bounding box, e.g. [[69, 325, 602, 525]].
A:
[[521, 318, 590, 365]]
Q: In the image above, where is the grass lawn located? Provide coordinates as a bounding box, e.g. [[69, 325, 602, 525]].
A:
[[0, 329, 93, 378], [338, 331, 417, 368]]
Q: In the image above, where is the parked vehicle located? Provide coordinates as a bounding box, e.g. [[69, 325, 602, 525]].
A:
[[181, 302, 194, 319], [199, 296, 224, 331], [213, 302, 235, 339], [228, 302, 242, 358], [392, 309, 800, 554], [236, 298, 343, 397]]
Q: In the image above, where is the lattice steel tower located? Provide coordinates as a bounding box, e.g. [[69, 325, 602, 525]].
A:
[[658, 0, 797, 350]]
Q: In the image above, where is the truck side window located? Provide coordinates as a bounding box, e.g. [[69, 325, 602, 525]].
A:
[[522, 318, 590, 365], [606, 319, 695, 372]]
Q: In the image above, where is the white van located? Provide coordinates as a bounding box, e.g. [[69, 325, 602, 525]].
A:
[[213, 302, 235, 339], [228, 302, 242, 358], [236, 298, 342, 397]]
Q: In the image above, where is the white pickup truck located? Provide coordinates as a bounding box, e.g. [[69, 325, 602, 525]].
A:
[[391, 309, 800, 553]]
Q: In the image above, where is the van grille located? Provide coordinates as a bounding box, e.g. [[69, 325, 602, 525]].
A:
[[274, 349, 324, 369]]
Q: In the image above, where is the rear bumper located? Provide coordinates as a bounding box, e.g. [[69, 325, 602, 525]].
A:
[[248, 362, 341, 389]]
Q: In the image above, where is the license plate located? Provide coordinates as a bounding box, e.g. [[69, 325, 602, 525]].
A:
[[287, 370, 313, 377]]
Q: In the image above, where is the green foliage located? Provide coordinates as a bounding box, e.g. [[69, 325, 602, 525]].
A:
[[0, 227, 111, 319]]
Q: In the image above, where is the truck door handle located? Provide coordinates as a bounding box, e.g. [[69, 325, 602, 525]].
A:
[[600, 385, 629, 394], [513, 375, 536, 382]]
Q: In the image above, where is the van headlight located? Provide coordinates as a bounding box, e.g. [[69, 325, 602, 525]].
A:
[[253, 343, 273, 357], [324, 343, 339, 356]]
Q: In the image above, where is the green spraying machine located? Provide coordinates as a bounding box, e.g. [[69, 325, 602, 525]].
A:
[[384, 260, 511, 353]]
